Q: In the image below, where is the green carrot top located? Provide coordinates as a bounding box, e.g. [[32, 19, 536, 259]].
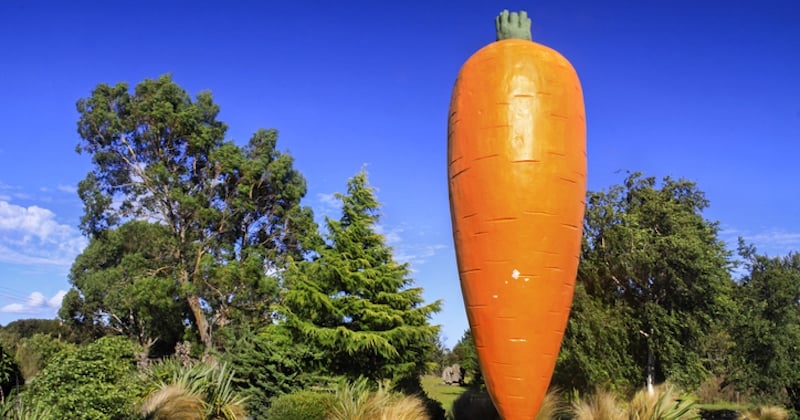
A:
[[495, 9, 532, 41]]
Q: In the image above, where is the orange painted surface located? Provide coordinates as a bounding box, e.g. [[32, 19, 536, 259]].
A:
[[447, 38, 586, 419]]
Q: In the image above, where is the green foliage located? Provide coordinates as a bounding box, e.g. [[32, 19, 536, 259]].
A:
[[264, 390, 335, 420], [282, 170, 441, 384], [219, 324, 325, 417], [22, 335, 143, 419], [0, 398, 55, 420], [73, 74, 316, 350], [729, 243, 800, 412], [556, 172, 735, 392], [554, 281, 638, 392], [15, 333, 75, 382], [0, 344, 21, 404], [0, 319, 87, 348], [60, 221, 186, 355]]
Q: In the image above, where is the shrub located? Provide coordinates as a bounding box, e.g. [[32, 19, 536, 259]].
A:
[[139, 358, 248, 420], [739, 405, 790, 420], [326, 377, 432, 420], [571, 388, 626, 420], [628, 383, 698, 420], [264, 390, 334, 420], [21, 335, 144, 419], [378, 392, 430, 420]]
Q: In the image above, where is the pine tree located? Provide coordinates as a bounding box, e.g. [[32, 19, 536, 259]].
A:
[[283, 170, 441, 384]]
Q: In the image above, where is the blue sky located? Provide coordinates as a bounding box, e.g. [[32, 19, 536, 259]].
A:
[[0, 1, 798, 348]]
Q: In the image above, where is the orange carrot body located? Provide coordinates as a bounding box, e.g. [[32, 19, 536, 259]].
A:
[[448, 33, 586, 419]]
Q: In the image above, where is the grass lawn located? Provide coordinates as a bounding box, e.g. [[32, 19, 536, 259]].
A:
[[421, 375, 469, 415]]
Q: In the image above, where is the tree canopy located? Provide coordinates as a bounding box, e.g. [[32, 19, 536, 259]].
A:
[[555, 172, 736, 391], [729, 242, 800, 411], [71, 74, 316, 351]]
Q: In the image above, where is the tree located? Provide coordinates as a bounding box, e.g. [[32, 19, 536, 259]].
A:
[[60, 220, 187, 355], [72, 74, 316, 351], [282, 170, 442, 385], [730, 242, 800, 411], [558, 172, 735, 391], [553, 281, 639, 392]]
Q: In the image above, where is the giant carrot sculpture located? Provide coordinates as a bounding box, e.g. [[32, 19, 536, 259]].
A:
[[448, 10, 586, 419]]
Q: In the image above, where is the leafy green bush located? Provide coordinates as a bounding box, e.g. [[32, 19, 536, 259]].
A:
[[265, 390, 334, 420], [15, 333, 75, 382], [21, 335, 143, 419]]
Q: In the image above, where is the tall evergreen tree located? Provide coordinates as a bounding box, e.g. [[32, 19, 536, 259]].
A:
[[283, 170, 441, 384]]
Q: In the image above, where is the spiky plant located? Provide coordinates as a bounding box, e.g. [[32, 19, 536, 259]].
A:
[[571, 388, 626, 420], [0, 399, 55, 420], [738, 405, 790, 420], [537, 389, 567, 420], [140, 384, 205, 419], [378, 392, 430, 420], [326, 376, 431, 420], [628, 383, 699, 420], [326, 377, 382, 420], [140, 358, 248, 420]]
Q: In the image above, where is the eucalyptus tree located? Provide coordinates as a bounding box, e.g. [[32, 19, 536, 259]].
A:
[[70, 74, 316, 351]]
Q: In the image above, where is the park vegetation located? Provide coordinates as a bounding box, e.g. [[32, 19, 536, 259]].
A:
[[1, 75, 798, 419]]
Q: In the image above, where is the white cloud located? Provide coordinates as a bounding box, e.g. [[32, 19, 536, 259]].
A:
[[721, 226, 800, 257], [57, 184, 77, 194], [395, 243, 448, 268], [49, 290, 67, 307], [311, 195, 448, 271], [744, 230, 800, 256], [0, 290, 67, 314], [375, 224, 403, 245], [746, 230, 800, 248], [0, 200, 87, 266], [316, 193, 340, 211]]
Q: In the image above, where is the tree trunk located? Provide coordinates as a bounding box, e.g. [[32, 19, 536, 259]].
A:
[[646, 327, 655, 395], [187, 294, 212, 351]]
